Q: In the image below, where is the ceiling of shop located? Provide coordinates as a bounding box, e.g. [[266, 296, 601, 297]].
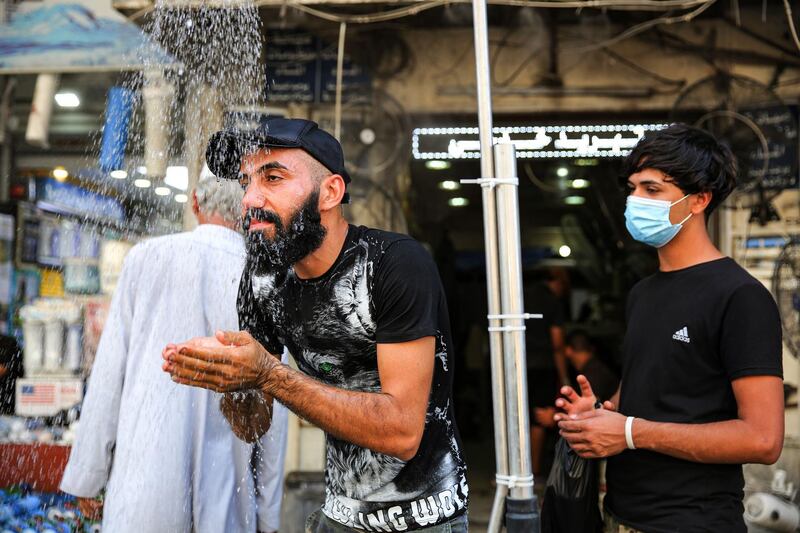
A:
[[9, 72, 123, 151], [2, 0, 797, 269]]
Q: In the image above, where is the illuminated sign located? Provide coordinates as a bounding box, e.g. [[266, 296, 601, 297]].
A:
[[412, 123, 668, 160]]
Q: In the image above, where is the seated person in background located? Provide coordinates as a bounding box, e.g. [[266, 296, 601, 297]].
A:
[[534, 330, 619, 428], [564, 330, 619, 403], [527, 267, 570, 476]]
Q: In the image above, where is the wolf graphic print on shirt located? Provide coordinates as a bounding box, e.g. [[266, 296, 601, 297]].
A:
[[238, 225, 468, 531]]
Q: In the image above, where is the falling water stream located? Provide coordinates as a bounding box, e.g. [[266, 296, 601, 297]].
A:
[[2, 2, 277, 531]]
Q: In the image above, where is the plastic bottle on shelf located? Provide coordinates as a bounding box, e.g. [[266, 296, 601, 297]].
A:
[[19, 305, 44, 376], [64, 324, 83, 373]]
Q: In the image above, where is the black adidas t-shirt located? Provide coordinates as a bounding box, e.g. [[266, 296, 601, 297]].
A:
[[238, 225, 468, 531], [605, 257, 783, 533]]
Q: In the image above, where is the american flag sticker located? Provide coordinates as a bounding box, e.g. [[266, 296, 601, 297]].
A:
[[16, 378, 83, 416], [19, 383, 57, 404]]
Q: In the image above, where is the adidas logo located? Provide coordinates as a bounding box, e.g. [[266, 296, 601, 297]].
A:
[[672, 327, 690, 343]]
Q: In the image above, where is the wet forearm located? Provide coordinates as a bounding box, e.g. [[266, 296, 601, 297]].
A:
[[261, 363, 421, 460]]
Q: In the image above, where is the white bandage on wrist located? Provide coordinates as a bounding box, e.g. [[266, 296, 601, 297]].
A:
[[625, 416, 636, 450]]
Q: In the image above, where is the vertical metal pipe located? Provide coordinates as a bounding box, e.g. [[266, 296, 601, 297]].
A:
[[495, 143, 533, 497], [334, 22, 347, 141], [496, 143, 539, 532], [470, 0, 509, 531]]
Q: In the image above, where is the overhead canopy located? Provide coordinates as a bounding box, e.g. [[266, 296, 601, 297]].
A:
[[0, 0, 176, 74]]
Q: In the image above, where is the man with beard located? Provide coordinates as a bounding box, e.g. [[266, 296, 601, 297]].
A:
[[163, 118, 468, 532]]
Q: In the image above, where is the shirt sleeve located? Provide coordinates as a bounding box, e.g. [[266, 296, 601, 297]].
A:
[[373, 239, 441, 344], [237, 269, 284, 356], [60, 245, 139, 497], [719, 282, 783, 381]]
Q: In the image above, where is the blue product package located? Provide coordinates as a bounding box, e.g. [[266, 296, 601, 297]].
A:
[[99, 86, 135, 172], [12, 496, 40, 515]]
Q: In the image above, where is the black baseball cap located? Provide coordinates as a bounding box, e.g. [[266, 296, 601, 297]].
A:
[[205, 117, 351, 203]]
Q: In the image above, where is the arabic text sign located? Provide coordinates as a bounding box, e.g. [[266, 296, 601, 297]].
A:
[[412, 123, 668, 160]]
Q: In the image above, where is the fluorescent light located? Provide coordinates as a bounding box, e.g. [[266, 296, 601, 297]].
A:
[[426, 160, 451, 171], [165, 166, 189, 190], [556, 167, 569, 178], [52, 167, 68, 181], [575, 158, 599, 167], [570, 178, 590, 189], [174, 193, 188, 203], [110, 169, 127, 180], [559, 245, 572, 258], [565, 195, 585, 205], [54, 92, 80, 108], [448, 197, 469, 207], [438, 180, 461, 191], [136, 166, 148, 175], [134, 178, 151, 188], [154, 187, 171, 196]]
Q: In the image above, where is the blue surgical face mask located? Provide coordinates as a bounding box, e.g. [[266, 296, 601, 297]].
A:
[[624, 194, 692, 248]]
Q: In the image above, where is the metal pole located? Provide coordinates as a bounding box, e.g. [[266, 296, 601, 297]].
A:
[[495, 143, 539, 531], [334, 21, 347, 141], [470, 0, 510, 531]]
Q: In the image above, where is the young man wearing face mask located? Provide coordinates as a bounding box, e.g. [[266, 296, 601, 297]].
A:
[[162, 118, 468, 532], [554, 123, 784, 533]]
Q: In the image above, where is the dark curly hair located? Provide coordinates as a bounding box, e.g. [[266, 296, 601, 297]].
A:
[[620, 123, 738, 217]]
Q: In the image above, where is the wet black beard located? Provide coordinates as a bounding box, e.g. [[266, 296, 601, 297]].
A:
[[244, 190, 327, 276]]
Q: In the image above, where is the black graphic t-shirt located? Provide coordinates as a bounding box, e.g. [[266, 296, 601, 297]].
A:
[[605, 257, 783, 533], [238, 225, 468, 531]]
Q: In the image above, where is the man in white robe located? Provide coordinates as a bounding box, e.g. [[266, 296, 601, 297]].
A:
[[60, 172, 287, 533]]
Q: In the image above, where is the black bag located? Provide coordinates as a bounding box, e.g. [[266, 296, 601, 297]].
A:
[[540, 437, 603, 533]]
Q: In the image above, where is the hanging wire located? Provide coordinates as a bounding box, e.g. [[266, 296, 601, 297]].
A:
[[731, 0, 741, 26], [522, 163, 560, 192], [491, 27, 541, 87], [600, 47, 686, 86], [128, 0, 719, 24], [570, 0, 717, 53], [783, 0, 800, 53]]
